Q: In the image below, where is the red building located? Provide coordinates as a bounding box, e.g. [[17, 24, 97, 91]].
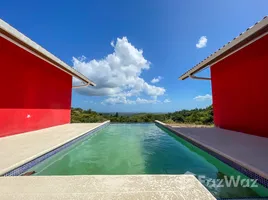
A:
[[179, 17, 268, 137], [0, 19, 95, 137]]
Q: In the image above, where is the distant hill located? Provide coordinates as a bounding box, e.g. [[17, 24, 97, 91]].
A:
[[71, 106, 213, 125], [101, 112, 167, 117]]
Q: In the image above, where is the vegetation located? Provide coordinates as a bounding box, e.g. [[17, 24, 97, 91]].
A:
[[71, 108, 107, 123], [71, 105, 213, 125]]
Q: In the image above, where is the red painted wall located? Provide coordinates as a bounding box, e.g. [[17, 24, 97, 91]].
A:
[[211, 34, 268, 137], [0, 37, 72, 137]]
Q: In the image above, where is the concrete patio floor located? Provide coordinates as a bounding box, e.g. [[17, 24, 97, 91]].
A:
[[0, 175, 215, 200], [0, 122, 109, 175], [167, 124, 268, 180]]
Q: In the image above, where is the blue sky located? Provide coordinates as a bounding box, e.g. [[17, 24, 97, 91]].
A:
[[1, 0, 267, 112]]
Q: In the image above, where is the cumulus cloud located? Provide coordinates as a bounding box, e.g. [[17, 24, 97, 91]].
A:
[[136, 98, 159, 104], [101, 96, 136, 105], [102, 96, 161, 105], [163, 99, 171, 103], [72, 37, 166, 104], [151, 76, 163, 84], [84, 100, 95, 104], [194, 94, 212, 101], [196, 36, 207, 48], [101, 97, 171, 105]]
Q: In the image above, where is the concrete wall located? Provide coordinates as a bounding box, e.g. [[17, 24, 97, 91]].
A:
[[211, 34, 268, 137], [0, 37, 72, 137]]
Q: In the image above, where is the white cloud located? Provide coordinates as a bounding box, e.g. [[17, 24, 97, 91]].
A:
[[196, 36, 207, 48], [101, 96, 136, 105], [136, 97, 159, 104], [151, 76, 163, 83], [101, 97, 167, 105], [84, 100, 95, 103], [163, 99, 171, 103], [194, 94, 212, 101], [72, 37, 166, 104]]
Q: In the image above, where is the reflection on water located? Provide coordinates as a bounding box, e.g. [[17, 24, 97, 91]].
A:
[[30, 124, 266, 198]]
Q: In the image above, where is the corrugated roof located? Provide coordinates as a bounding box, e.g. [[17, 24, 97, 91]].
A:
[[0, 18, 96, 87], [179, 16, 268, 80]]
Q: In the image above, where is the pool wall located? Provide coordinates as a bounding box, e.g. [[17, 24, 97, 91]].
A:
[[2, 121, 110, 176], [154, 120, 268, 189]]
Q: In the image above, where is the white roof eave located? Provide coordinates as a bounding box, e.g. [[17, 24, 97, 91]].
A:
[[179, 16, 268, 80], [0, 18, 96, 87]]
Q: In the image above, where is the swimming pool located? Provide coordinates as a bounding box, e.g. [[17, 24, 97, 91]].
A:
[[28, 123, 268, 198]]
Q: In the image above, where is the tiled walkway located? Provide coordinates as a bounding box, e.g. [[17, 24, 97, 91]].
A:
[[169, 125, 268, 179], [0, 122, 108, 175], [0, 175, 215, 200]]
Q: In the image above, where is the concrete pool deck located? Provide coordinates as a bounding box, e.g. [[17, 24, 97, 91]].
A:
[[157, 121, 268, 180], [0, 122, 109, 175], [0, 123, 216, 199], [0, 175, 216, 200]]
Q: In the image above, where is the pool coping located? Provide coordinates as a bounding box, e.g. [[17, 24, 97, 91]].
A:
[[1, 121, 110, 176], [0, 175, 216, 200], [155, 120, 268, 189]]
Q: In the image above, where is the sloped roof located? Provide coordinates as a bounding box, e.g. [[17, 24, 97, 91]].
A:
[[0, 19, 96, 87], [179, 16, 268, 80]]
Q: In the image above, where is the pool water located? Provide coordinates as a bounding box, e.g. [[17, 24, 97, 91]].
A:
[[29, 124, 268, 198]]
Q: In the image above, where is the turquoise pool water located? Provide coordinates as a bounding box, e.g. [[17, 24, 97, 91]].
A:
[[29, 124, 268, 198]]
